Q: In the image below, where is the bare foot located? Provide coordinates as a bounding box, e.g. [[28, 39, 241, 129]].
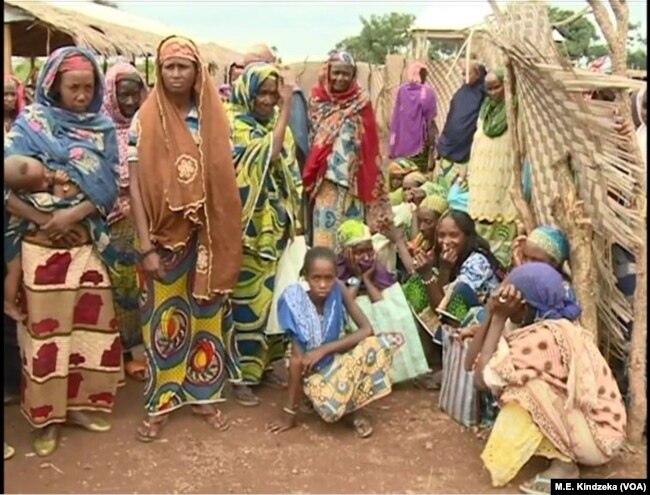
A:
[[4, 299, 26, 322]]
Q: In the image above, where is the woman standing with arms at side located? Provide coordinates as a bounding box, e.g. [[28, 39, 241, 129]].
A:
[[304, 51, 391, 252], [128, 36, 243, 441], [228, 63, 302, 406], [102, 62, 149, 381]]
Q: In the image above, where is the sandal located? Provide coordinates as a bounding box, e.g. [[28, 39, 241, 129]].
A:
[[66, 411, 112, 433], [136, 414, 169, 443], [125, 359, 147, 382], [4, 442, 15, 461], [519, 475, 552, 495], [262, 371, 288, 390], [192, 405, 230, 432], [348, 415, 373, 439], [299, 398, 315, 414], [413, 372, 441, 391], [232, 384, 260, 407], [33, 425, 60, 457]]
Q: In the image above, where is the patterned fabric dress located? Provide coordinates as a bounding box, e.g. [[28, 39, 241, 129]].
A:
[[128, 107, 241, 415], [467, 118, 519, 268], [228, 63, 303, 385], [4, 47, 122, 428]]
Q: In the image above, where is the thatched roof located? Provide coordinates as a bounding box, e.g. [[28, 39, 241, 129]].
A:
[[4, 0, 241, 67]]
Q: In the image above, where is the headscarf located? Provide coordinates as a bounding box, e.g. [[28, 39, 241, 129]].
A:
[[4, 75, 26, 118], [527, 225, 570, 267], [404, 171, 427, 186], [389, 62, 437, 159], [4, 47, 122, 266], [406, 61, 427, 83], [135, 35, 242, 298], [337, 218, 372, 248], [420, 186, 449, 215], [102, 61, 147, 225], [243, 44, 276, 66], [479, 68, 508, 138], [388, 157, 419, 177], [229, 62, 302, 258], [507, 262, 582, 321], [436, 64, 487, 163], [336, 218, 396, 289], [278, 282, 345, 371], [303, 50, 381, 203]]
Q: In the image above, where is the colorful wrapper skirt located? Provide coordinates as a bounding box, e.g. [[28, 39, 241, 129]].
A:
[[232, 249, 286, 385], [19, 241, 122, 428], [312, 180, 365, 252], [304, 335, 394, 423], [475, 221, 518, 269], [108, 217, 141, 353], [139, 238, 241, 415]]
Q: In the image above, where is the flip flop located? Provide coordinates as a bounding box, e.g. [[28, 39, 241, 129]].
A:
[[262, 371, 288, 390], [136, 415, 169, 443], [192, 406, 230, 432], [348, 416, 373, 439], [232, 385, 261, 407], [66, 412, 112, 433], [4, 443, 15, 461], [519, 475, 552, 495]]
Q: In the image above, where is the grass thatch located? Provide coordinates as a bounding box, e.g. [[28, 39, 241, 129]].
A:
[[5, 0, 241, 67]]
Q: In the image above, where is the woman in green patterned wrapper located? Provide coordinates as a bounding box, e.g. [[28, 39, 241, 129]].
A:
[[466, 69, 520, 268]]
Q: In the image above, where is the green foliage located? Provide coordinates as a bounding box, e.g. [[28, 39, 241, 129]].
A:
[[548, 7, 598, 60], [427, 40, 463, 61], [334, 12, 416, 64]]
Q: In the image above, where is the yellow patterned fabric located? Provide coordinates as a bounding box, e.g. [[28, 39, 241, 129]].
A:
[[313, 179, 365, 251], [140, 239, 241, 415], [229, 63, 303, 384], [481, 402, 571, 487], [304, 336, 394, 423], [467, 118, 519, 223]]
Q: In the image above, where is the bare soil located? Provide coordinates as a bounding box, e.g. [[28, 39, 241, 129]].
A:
[[4, 381, 646, 494]]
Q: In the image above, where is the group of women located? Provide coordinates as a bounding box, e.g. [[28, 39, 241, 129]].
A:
[[3, 38, 633, 495]]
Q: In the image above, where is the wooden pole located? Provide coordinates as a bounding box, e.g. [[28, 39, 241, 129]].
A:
[[4, 24, 13, 75]]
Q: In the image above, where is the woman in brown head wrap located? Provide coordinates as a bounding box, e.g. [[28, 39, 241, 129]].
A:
[[128, 35, 243, 441]]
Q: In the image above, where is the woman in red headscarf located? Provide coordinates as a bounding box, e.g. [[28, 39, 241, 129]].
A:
[[4, 75, 25, 134], [303, 51, 391, 251]]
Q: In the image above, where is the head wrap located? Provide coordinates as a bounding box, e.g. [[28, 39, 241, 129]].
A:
[[115, 71, 143, 86], [388, 158, 419, 176], [230, 62, 280, 115], [59, 53, 94, 73], [492, 67, 505, 81], [404, 171, 427, 186], [338, 219, 372, 248], [159, 37, 199, 64], [406, 62, 427, 83], [419, 181, 438, 195], [243, 44, 276, 66], [507, 262, 582, 321], [136, 35, 243, 298], [480, 68, 508, 138], [328, 50, 356, 67], [527, 225, 570, 266], [420, 184, 449, 215], [4, 75, 26, 116]]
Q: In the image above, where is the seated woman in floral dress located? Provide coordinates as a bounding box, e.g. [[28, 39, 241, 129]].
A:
[[267, 247, 399, 438]]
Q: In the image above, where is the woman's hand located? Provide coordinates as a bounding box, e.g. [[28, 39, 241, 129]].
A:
[[413, 250, 435, 277], [142, 251, 165, 281], [42, 209, 79, 241], [361, 262, 376, 283], [302, 348, 326, 375], [279, 81, 294, 107], [511, 235, 527, 267], [381, 223, 403, 244], [266, 411, 297, 434], [491, 284, 525, 319], [440, 247, 458, 269], [456, 324, 479, 341]]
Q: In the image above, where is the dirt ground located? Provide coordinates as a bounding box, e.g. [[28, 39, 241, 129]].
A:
[[4, 380, 646, 494]]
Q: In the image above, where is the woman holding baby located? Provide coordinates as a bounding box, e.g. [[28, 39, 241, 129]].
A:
[[4, 47, 122, 457]]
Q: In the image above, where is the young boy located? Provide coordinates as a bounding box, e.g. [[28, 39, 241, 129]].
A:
[[4, 155, 79, 321]]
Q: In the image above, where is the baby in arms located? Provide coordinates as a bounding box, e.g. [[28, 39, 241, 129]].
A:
[[4, 155, 80, 321]]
